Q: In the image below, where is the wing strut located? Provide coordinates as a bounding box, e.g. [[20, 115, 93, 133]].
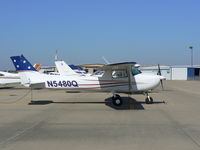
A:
[[127, 66, 132, 93]]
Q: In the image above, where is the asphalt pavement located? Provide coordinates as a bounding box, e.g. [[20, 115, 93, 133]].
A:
[[0, 81, 200, 150]]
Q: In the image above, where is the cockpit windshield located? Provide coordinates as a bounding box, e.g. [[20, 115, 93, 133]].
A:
[[131, 66, 142, 76]]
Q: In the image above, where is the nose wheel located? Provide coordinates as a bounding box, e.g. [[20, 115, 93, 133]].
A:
[[112, 94, 123, 106], [144, 93, 153, 104], [145, 96, 153, 104]]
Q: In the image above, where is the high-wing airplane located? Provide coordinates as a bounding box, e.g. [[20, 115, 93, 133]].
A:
[[10, 55, 165, 106], [0, 71, 20, 85]]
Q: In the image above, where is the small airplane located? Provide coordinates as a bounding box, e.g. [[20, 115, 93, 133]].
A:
[[0, 63, 42, 85], [0, 71, 21, 85], [10, 55, 165, 106]]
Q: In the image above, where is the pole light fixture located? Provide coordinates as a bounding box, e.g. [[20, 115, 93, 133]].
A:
[[188, 46, 193, 67]]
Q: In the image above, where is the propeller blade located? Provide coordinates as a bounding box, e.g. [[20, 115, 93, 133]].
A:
[[160, 79, 164, 90], [157, 64, 161, 76], [157, 64, 164, 90]]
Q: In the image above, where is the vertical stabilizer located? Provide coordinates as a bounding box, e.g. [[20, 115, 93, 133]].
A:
[[10, 55, 42, 86], [55, 61, 77, 76]]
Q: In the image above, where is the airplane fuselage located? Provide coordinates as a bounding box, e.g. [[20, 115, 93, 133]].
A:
[[24, 72, 162, 93]]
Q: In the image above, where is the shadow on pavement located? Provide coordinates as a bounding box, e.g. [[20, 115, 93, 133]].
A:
[[0, 87, 15, 89], [28, 97, 165, 110], [105, 97, 145, 110], [28, 100, 105, 105]]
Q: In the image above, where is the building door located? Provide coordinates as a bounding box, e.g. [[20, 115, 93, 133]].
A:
[[194, 68, 200, 80], [187, 68, 195, 80]]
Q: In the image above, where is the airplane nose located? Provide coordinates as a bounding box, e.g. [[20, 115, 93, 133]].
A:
[[158, 76, 166, 80]]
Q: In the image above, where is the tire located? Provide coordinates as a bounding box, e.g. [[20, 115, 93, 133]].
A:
[[112, 95, 123, 106], [145, 96, 153, 104]]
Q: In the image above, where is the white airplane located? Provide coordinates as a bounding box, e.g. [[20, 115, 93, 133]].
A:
[[0, 71, 20, 85], [0, 63, 42, 85], [55, 60, 93, 76], [10, 55, 165, 105]]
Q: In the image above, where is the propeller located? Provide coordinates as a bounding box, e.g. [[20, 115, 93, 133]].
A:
[[157, 64, 164, 90]]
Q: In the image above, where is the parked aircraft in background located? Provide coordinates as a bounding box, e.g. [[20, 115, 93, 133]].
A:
[[55, 60, 92, 76], [69, 65, 87, 75], [55, 61, 77, 76], [33, 64, 42, 71], [0, 63, 46, 85], [11, 55, 165, 106], [0, 71, 20, 85]]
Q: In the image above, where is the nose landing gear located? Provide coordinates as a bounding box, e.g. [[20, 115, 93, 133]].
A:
[[144, 92, 153, 104]]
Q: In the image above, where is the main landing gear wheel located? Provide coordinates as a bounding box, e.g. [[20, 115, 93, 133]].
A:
[[145, 96, 153, 104], [112, 94, 123, 106]]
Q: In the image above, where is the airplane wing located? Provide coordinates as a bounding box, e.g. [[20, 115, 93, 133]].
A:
[[101, 62, 137, 70]]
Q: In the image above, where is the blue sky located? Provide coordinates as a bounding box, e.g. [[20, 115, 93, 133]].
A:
[[0, 0, 200, 70]]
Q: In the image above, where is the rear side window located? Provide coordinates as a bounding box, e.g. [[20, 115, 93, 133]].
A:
[[112, 70, 127, 79]]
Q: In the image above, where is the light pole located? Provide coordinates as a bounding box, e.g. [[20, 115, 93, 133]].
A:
[[188, 46, 193, 67]]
